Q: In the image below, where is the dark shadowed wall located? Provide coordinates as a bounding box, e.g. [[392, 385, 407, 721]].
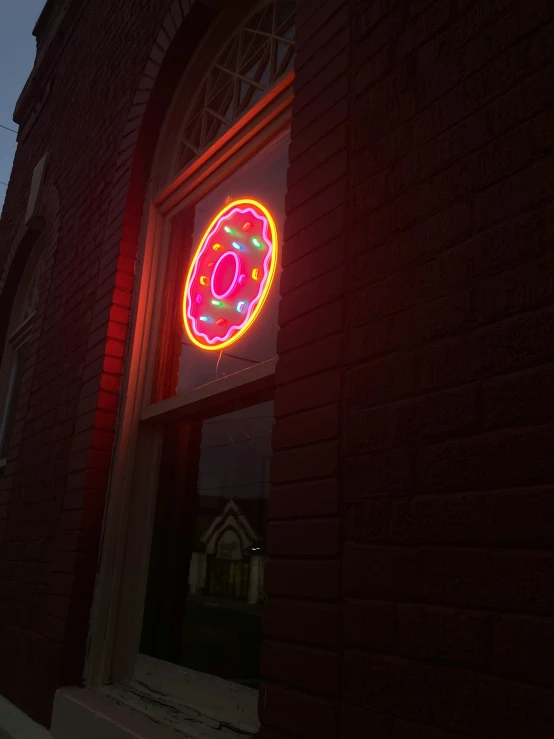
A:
[[0, 0, 553, 736]]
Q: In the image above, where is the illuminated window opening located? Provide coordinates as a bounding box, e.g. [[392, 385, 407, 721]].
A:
[[85, 2, 295, 734]]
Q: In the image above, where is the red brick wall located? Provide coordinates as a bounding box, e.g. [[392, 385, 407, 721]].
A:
[[1, 0, 553, 735], [265, 1, 554, 739], [263, 2, 348, 739], [0, 0, 179, 724]]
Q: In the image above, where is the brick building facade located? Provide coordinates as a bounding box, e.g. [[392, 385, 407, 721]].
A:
[[0, 0, 554, 737]]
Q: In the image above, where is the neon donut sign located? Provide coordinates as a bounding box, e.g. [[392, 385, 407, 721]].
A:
[[183, 198, 278, 351]]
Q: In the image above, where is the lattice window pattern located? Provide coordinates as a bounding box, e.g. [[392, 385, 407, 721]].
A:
[[177, 0, 295, 172]]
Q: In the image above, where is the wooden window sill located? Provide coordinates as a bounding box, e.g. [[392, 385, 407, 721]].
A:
[[51, 655, 259, 739]]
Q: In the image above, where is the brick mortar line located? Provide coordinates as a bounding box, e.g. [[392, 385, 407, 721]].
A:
[[351, 103, 554, 217], [344, 215, 551, 297], [343, 303, 554, 373], [349, 147, 552, 242], [353, 46, 554, 171]]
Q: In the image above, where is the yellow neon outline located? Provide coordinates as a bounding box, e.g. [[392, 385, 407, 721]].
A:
[[183, 198, 278, 352]]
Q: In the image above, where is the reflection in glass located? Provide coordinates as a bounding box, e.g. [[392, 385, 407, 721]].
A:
[[141, 401, 273, 688]]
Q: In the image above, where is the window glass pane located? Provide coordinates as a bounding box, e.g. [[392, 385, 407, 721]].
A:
[[158, 131, 289, 401], [141, 400, 273, 688], [0, 344, 29, 458]]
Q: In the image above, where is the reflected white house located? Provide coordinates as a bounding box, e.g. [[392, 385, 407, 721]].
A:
[[188, 499, 265, 606]]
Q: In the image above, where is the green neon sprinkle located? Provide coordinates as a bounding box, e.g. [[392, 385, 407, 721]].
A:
[[252, 237, 262, 247], [211, 299, 222, 306], [224, 226, 233, 234]]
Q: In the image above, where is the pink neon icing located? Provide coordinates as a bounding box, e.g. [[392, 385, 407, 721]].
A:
[[185, 204, 274, 347]]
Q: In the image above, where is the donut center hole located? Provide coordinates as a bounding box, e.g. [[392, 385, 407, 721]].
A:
[[211, 251, 241, 300]]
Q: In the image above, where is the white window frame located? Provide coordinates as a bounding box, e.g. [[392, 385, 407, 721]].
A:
[[66, 12, 295, 734]]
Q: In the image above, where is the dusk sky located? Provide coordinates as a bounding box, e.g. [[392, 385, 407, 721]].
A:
[[0, 0, 45, 213]]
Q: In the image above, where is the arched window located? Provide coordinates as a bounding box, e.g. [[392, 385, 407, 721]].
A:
[[136, 0, 296, 691], [177, 0, 295, 171], [88, 2, 296, 732], [0, 244, 44, 465]]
